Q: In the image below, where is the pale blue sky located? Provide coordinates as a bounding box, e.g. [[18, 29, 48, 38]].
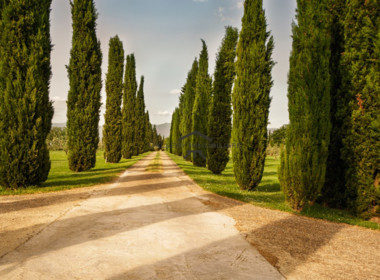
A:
[[51, 0, 296, 127]]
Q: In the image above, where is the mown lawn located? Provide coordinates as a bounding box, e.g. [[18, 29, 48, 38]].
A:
[[0, 151, 150, 195], [168, 153, 379, 230]]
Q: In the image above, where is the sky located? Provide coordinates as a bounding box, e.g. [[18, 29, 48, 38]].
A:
[[51, 0, 297, 127]]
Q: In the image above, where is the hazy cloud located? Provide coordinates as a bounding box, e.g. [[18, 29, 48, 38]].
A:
[[169, 89, 182, 95], [157, 111, 172, 116]]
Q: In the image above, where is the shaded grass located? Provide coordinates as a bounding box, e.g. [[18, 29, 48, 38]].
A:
[[146, 151, 161, 172], [168, 153, 379, 230], [0, 151, 150, 195]]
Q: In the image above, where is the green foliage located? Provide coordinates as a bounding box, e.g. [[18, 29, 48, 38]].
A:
[[67, 0, 102, 172], [192, 40, 212, 167], [171, 108, 182, 155], [103, 36, 124, 163], [0, 0, 54, 188], [180, 59, 198, 161], [232, 0, 274, 190], [279, 0, 331, 210], [269, 125, 288, 147], [47, 127, 68, 151], [207, 27, 238, 174], [341, 0, 379, 218], [135, 76, 146, 154], [122, 54, 138, 159], [321, 0, 348, 208]]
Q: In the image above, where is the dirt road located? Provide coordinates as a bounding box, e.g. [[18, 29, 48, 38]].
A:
[[0, 152, 283, 279]]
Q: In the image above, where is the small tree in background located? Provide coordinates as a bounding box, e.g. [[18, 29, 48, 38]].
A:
[[232, 0, 274, 190], [207, 26, 238, 174], [103, 36, 124, 163], [0, 0, 54, 188], [341, 0, 379, 218], [279, 0, 331, 210], [192, 40, 212, 167], [122, 54, 138, 159], [67, 0, 102, 172], [180, 59, 198, 161]]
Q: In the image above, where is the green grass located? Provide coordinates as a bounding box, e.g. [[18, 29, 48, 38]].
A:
[[0, 151, 150, 195], [168, 152, 379, 230], [146, 151, 161, 172]]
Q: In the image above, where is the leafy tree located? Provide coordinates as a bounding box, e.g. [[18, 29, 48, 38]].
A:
[[207, 26, 238, 174], [135, 76, 146, 154], [0, 0, 54, 188], [268, 125, 288, 147], [341, 0, 379, 218], [67, 0, 102, 172], [169, 118, 173, 153], [192, 40, 212, 167], [103, 36, 124, 163], [180, 59, 198, 161], [47, 127, 68, 152], [232, 0, 274, 190], [122, 54, 138, 159], [279, 0, 331, 210]]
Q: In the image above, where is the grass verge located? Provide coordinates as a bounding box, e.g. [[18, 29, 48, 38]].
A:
[[146, 151, 161, 172], [168, 152, 379, 230], [0, 151, 150, 195]]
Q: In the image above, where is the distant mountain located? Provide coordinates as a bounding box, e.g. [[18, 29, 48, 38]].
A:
[[52, 123, 66, 128], [155, 123, 170, 138]]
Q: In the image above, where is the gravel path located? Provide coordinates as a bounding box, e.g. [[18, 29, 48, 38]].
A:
[[0, 152, 283, 280]]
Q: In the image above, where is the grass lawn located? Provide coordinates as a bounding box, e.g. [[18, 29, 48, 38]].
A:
[[0, 151, 150, 196], [168, 152, 379, 230], [146, 151, 161, 172]]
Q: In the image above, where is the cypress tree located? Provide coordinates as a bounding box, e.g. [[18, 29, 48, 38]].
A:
[[144, 111, 152, 152], [341, 0, 379, 218], [321, 1, 348, 208], [192, 40, 212, 167], [67, 0, 102, 172], [135, 76, 146, 154], [169, 116, 174, 153], [0, 0, 54, 188], [180, 59, 198, 161], [207, 26, 238, 174], [103, 36, 124, 163], [122, 54, 138, 159], [279, 0, 331, 210], [171, 108, 182, 155], [232, 0, 274, 190]]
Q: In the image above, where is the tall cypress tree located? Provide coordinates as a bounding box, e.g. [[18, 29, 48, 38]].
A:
[[341, 0, 379, 218], [169, 115, 174, 153], [135, 76, 146, 154], [180, 59, 198, 161], [207, 26, 238, 174], [103, 36, 124, 163], [172, 108, 182, 155], [279, 0, 331, 210], [67, 0, 102, 172], [122, 54, 138, 159], [321, 1, 348, 208], [192, 40, 212, 167], [0, 0, 54, 188], [232, 0, 274, 190]]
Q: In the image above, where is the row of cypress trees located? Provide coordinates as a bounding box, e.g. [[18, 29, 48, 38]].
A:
[[0, 0, 156, 188], [279, 0, 379, 218], [170, 0, 272, 190]]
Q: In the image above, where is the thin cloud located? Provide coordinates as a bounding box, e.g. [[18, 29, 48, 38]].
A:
[[169, 89, 181, 95], [157, 111, 172, 116]]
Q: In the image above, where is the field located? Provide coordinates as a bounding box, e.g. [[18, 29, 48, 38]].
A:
[[0, 151, 149, 195], [168, 153, 379, 230]]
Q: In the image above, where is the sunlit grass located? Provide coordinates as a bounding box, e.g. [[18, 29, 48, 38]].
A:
[[168, 152, 379, 230], [0, 151, 150, 195]]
